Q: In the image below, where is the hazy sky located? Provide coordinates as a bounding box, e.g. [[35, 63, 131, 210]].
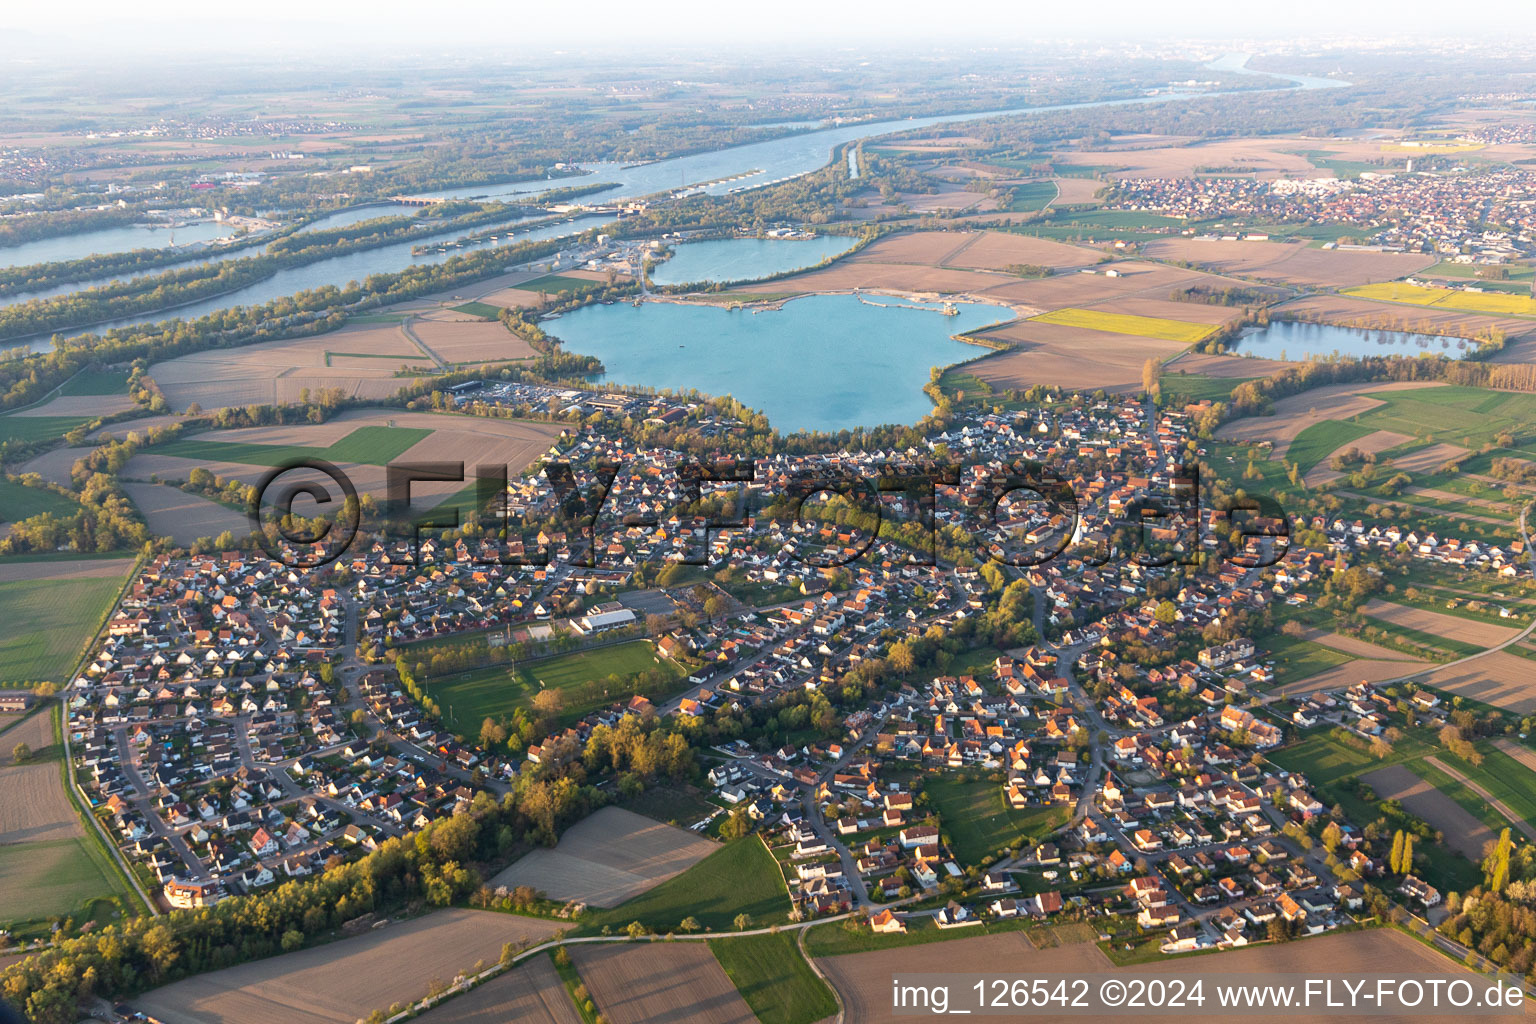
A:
[[9, 0, 1536, 55]]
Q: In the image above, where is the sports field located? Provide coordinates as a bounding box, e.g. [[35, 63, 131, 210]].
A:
[[1344, 282, 1536, 317], [0, 569, 130, 685], [1027, 307, 1215, 343], [925, 776, 1071, 864], [425, 640, 683, 732]]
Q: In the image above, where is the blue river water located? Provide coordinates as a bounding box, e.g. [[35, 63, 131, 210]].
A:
[[546, 294, 1011, 433], [8, 54, 1346, 354]]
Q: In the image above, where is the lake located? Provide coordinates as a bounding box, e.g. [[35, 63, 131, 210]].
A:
[[1232, 320, 1475, 361], [648, 236, 859, 287], [547, 294, 1012, 433]]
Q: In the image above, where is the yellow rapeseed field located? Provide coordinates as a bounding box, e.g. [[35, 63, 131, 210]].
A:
[[1029, 307, 1217, 343], [1343, 282, 1536, 317]]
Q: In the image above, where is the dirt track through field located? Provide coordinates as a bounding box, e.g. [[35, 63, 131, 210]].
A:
[[411, 954, 580, 1024], [490, 806, 715, 907], [134, 909, 562, 1024], [573, 943, 756, 1024], [1361, 763, 1494, 860]]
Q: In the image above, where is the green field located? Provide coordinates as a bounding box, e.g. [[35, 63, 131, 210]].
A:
[[1260, 632, 1354, 686], [586, 838, 789, 934], [1287, 420, 1377, 475], [1421, 261, 1534, 283], [152, 425, 432, 469], [1160, 373, 1258, 404], [0, 415, 95, 444], [621, 784, 721, 827], [1029, 307, 1215, 344], [710, 933, 839, 1024], [0, 479, 79, 524], [423, 640, 684, 732], [1305, 386, 1536, 457], [520, 274, 603, 295], [0, 573, 130, 684], [450, 301, 504, 319], [0, 837, 126, 926], [1008, 181, 1058, 213], [57, 369, 129, 397], [925, 776, 1071, 864]]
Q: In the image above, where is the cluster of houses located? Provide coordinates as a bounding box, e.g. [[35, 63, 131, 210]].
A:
[[1109, 166, 1536, 260]]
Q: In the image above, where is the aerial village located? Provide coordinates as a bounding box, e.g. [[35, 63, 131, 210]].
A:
[[61, 391, 1521, 952]]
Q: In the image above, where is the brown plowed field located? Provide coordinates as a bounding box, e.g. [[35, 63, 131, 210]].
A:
[[121, 482, 250, 547], [966, 320, 1189, 393], [0, 557, 135, 583], [1303, 628, 1422, 661], [933, 231, 1101, 271], [1360, 599, 1522, 647], [1164, 351, 1291, 378], [1389, 443, 1471, 474], [411, 954, 580, 1024], [573, 943, 755, 1024], [1414, 651, 1536, 712], [0, 711, 80, 846], [411, 315, 538, 365], [149, 322, 435, 410], [134, 909, 562, 1024], [1271, 657, 1427, 697], [819, 928, 1480, 1023], [490, 806, 715, 908], [1361, 764, 1494, 860], [1046, 137, 1322, 180], [1142, 239, 1435, 287], [11, 394, 137, 418]]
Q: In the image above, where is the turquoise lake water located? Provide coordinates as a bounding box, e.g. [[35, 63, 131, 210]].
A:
[[548, 294, 1012, 433], [1233, 320, 1474, 361], [649, 236, 858, 287]]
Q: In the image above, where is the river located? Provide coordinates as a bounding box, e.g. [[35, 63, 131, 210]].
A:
[[11, 54, 1346, 354]]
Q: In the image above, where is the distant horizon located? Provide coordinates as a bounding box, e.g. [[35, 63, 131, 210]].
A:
[[7, 1, 1536, 60]]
